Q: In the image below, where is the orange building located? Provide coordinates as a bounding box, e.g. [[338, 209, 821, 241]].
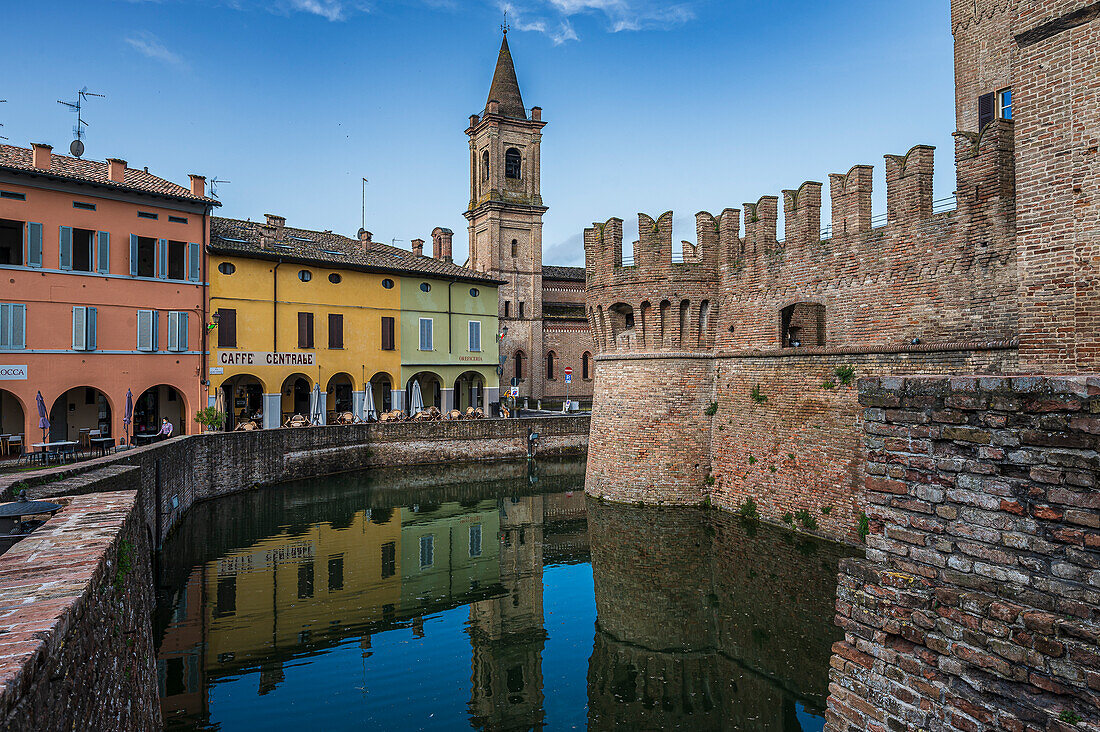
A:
[[0, 142, 219, 448]]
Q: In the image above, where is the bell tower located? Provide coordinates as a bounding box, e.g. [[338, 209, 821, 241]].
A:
[[465, 29, 548, 402]]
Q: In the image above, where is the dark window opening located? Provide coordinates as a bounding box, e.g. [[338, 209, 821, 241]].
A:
[[72, 228, 95, 272], [297, 562, 314, 599], [0, 191, 26, 201], [168, 215, 188, 224], [505, 148, 521, 180], [168, 240, 186, 280], [136, 236, 156, 278], [382, 278, 394, 289], [546, 352, 555, 380], [217, 308, 237, 348], [73, 201, 96, 211], [298, 270, 312, 282], [381, 316, 395, 350], [381, 542, 396, 578], [137, 211, 158, 220], [328, 313, 344, 349], [328, 556, 344, 592], [218, 262, 235, 275], [298, 312, 315, 349], [518, 302, 525, 318], [328, 273, 341, 284], [780, 302, 826, 348], [481, 150, 490, 181], [511, 239, 518, 258], [582, 352, 591, 380], [0, 219, 23, 265], [515, 351, 525, 381], [215, 576, 236, 617], [504, 301, 511, 318]]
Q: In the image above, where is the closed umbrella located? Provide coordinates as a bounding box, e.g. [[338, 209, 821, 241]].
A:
[[123, 389, 133, 445], [363, 384, 376, 421], [35, 391, 49, 443], [309, 383, 324, 424], [214, 388, 226, 430], [410, 380, 423, 416]]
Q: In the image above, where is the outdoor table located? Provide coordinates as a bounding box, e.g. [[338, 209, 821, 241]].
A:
[[0, 435, 10, 457], [90, 437, 115, 457], [31, 441, 78, 464], [133, 433, 158, 446]]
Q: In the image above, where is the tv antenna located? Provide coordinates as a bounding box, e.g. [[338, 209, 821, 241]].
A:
[[57, 87, 105, 157], [0, 100, 7, 141], [209, 176, 231, 198]]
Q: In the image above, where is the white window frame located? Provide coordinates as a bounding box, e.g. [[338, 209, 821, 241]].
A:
[[468, 320, 481, 353], [996, 87, 1012, 120], [137, 310, 158, 352], [419, 317, 433, 351], [419, 535, 434, 569], [72, 306, 97, 351], [167, 311, 188, 353], [0, 303, 26, 351]]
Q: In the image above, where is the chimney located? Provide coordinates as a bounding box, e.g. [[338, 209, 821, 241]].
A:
[[357, 229, 373, 252], [31, 143, 52, 170], [411, 238, 425, 257], [189, 174, 206, 198], [107, 158, 127, 183], [432, 228, 454, 262], [264, 213, 286, 229], [531, 106, 542, 121], [487, 100, 500, 115], [469, 114, 480, 128]]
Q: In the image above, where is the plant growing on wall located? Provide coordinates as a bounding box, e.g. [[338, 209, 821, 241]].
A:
[[704, 401, 719, 416], [857, 512, 870, 543], [782, 512, 793, 525], [795, 509, 818, 531], [834, 364, 856, 386], [821, 379, 836, 390], [739, 497, 759, 519], [750, 385, 767, 404], [195, 407, 226, 432]]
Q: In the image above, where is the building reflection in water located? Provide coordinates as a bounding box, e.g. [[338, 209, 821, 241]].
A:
[[155, 461, 856, 731], [586, 500, 860, 731]]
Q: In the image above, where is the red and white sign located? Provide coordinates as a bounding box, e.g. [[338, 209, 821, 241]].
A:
[[564, 366, 572, 376]]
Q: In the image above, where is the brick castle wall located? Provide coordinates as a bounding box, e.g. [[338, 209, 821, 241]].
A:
[[0, 491, 159, 731], [826, 375, 1099, 731]]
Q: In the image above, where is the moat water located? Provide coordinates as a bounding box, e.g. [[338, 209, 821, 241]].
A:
[[154, 458, 859, 731]]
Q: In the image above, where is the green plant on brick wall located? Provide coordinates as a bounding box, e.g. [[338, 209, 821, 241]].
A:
[[750, 385, 768, 404], [821, 379, 836, 390], [782, 512, 794, 525], [704, 401, 719, 416], [747, 455, 757, 465], [113, 539, 135, 593], [795, 509, 818, 531], [705, 473, 716, 486], [834, 364, 856, 386], [1059, 711, 1082, 725], [821, 505, 833, 515], [768, 464, 777, 473], [739, 497, 759, 519], [858, 512, 870, 543]]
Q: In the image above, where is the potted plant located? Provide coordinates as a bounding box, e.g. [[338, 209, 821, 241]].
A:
[[195, 407, 226, 433]]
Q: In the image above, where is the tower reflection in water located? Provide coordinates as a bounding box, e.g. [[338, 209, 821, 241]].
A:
[[155, 461, 855, 731]]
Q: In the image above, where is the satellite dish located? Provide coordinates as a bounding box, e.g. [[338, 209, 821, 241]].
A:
[[69, 139, 84, 158]]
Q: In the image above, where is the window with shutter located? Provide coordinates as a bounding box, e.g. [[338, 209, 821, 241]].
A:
[[59, 226, 73, 270], [468, 321, 481, 352], [137, 310, 155, 352], [328, 314, 344, 349], [177, 312, 188, 353], [72, 307, 86, 350], [419, 318, 433, 351], [97, 231, 110, 273], [27, 223, 43, 267], [158, 239, 169, 279], [298, 312, 314, 348], [188, 243, 200, 282], [86, 307, 97, 350], [978, 92, 995, 130], [381, 317, 395, 351], [217, 308, 237, 348], [167, 312, 179, 352], [0, 304, 24, 350]]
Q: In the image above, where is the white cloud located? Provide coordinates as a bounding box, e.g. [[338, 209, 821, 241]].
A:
[[500, 0, 694, 41], [124, 31, 186, 67], [285, 0, 346, 21]]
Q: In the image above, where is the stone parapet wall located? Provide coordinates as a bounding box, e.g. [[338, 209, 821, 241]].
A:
[[826, 375, 1100, 731], [0, 491, 158, 731]]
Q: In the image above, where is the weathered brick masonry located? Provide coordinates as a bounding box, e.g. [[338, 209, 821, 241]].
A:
[[0, 491, 159, 731], [826, 376, 1100, 731]]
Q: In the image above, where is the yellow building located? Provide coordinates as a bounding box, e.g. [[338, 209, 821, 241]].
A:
[[207, 215, 500, 429]]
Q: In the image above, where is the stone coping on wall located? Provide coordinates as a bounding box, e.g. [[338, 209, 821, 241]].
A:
[[0, 491, 137, 714], [593, 340, 1019, 362]]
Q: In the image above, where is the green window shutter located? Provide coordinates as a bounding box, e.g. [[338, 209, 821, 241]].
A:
[[27, 223, 43, 267], [97, 231, 110, 274], [59, 226, 73, 270], [130, 234, 139, 276], [188, 243, 200, 282]]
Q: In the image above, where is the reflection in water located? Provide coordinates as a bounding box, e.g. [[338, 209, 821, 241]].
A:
[[155, 461, 857, 731]]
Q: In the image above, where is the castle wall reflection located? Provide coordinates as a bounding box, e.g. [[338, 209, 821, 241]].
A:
[[155, 461, 857, 731]]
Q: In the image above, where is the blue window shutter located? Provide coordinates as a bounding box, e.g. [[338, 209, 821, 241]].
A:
[[130, 234, 139, 276], [136, 310, 151, 351], [179, 312, 189, 352], [27, 223, 43, 267], [59, 226, 73, 270], [97, 231, 110, 274], [87, 307, 97, 350], [188, 243, 200, 282], [13, 304, 25, 349], [72, 307, 86, 350], [152, 310, 159, 352], [167, 312, 178, 351], [0, 305, 9, 349], [158, 239, 168, 279]]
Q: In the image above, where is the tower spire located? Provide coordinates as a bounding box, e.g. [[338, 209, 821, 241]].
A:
[[486, 30, 526, 119]]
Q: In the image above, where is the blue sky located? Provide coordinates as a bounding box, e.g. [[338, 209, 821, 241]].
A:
[[2, 0, 955, 266]]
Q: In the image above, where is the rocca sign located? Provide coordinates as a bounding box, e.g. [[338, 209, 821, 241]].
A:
[[0, 366, 28, 381], [218, 352, 316, 367]]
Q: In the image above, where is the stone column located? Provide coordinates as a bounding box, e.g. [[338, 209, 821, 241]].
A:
[[262, 394, 280, 429], [441, 388, 455, 413]]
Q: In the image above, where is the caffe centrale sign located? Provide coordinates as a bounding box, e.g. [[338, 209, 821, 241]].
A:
[[0, 365, 28, 380], [218, 352, 316, 367]]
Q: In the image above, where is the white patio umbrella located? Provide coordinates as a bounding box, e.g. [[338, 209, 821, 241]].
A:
[[363, 384, 376, 421], [309, 383, 324, 424], [409, 380, 424, 416]]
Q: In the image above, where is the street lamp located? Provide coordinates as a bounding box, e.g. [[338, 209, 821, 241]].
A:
[[207, 310, 220, 331]]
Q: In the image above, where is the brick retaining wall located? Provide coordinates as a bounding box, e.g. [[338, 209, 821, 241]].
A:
[[826, 375, 1100, 731], [0, 491, 158, 731]]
